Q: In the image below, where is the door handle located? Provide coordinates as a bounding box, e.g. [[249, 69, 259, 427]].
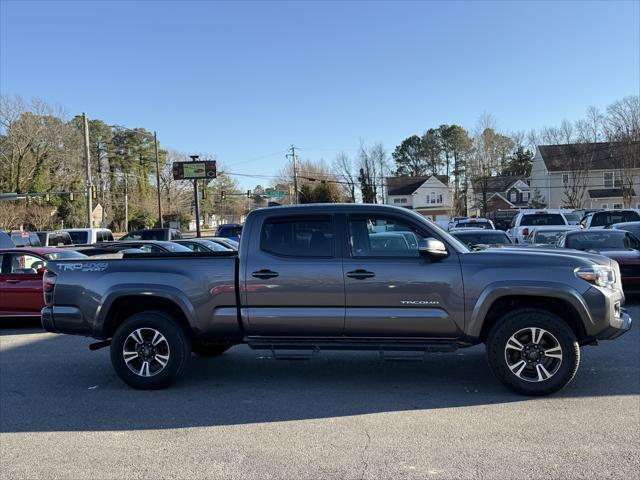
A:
[[5, 279, 20, 284], [252, 269, 279, 279], [346, 269, 375, 280]]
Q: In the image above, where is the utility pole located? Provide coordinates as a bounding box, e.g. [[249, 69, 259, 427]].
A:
[[82, 113, 93, 227], [287, 145, 299, 204], [124, 175, 129, 233], [154, 131, 163, 228], [190, 155, 201, 238]]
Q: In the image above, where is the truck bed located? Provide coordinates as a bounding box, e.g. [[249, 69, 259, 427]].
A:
[[45, 253, 239, 339]]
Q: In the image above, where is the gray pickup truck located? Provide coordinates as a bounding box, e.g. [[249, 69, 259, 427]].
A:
[[42, 204, 632, 395]]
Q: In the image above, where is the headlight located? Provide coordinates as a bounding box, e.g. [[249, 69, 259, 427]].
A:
[[575, 265, 615, 289]]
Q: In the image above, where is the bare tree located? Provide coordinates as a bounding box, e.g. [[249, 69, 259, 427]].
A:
[[560, 143, 592, 208], [333, 152, 357, 202], [604, 96, 640, 207], [357, 142, 384, 204]]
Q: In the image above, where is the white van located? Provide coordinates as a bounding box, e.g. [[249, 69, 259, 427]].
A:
[[61, 228, 115, 245]]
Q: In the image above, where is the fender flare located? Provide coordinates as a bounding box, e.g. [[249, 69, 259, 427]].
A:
[[95, 284, 198, 337], [467, 281, 593, 339]]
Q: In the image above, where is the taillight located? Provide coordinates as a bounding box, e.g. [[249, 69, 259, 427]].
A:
[[522, 228, 529, 236], [43, 270, 57, 306]]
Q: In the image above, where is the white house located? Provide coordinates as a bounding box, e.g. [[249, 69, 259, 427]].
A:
[[529, 142, 640, 209], [385, 175, 452, 220], [467, 176, 530, 216]]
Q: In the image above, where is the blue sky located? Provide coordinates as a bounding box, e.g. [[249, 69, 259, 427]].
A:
[[1, 0, 638, 190]]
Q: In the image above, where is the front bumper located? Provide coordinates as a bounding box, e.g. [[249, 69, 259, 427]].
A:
[[596, 309, 633, 340]]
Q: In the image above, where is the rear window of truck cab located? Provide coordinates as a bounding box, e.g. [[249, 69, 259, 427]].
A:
[[260, 217, 334, 257]]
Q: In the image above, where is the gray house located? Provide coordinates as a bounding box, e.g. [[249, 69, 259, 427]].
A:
[[529, 142, 640, 209]]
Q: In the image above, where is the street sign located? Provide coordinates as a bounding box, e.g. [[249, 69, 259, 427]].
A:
[[267, 190, 286, 198], [172, 161, 216, 180]]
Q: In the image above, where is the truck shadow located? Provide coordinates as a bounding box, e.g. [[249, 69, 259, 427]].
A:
[[1, 316, 638, 433]]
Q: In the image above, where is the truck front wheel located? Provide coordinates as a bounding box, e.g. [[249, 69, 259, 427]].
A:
[[110, 311, 191, 390], [486, 308, 580, 396]]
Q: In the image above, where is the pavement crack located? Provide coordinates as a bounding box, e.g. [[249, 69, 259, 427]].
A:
[[358, 423, 372, 480]]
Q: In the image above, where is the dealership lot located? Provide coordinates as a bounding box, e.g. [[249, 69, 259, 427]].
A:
[[1, 304, 638, 480]]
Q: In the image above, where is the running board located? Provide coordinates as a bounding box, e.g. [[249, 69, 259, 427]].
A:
[[246, 337, 458, 360]]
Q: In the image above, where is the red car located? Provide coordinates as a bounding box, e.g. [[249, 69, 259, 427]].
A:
[[0, 248, 86, 318]]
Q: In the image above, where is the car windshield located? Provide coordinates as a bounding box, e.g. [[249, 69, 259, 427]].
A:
[[44, 250, 87, 260], [456, 221, 491, 229], [533, 230, 568, 244], [201, 240, 232, 251], [67, 231, 89, 244], [163, 243, 193, 252], [453, 232, 511, 246], [520, 214, 566, 226], [613, 222, 640, 238], [565, 232, 638, 250], [563, 214, 580, 224]]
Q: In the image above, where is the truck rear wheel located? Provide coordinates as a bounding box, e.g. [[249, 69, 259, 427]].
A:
[[110, 311, 191, 390], [192, 343, 231, 357], [486, 308, 580, 396]]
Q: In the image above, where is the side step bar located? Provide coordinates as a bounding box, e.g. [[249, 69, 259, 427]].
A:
[[246, 337, 458, 361]]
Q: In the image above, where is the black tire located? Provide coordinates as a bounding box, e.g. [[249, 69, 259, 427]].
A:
[[110, 311, 191, 390], [486, 308, 580, 396], [192, 343, 231, 357]]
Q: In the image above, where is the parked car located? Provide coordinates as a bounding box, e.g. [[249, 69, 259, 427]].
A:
[[216, 224, 242, 242], [9, 231, 42, 247], [35, 230, 73, 247], [75, 240, 193, 256], [450, 228, 512, 249], [557, 229, 640, 295], [507, 211, 568, 243], [120, 228, 182, 241], [447, 216, 467, 231], [202, 236, 240, 250], [580, 210, 640, 229], [0, 230, 15, 248], [62, 228, 114, 245], [450, 218, 495, 230], [42, 204, 632, 395], [561, 212, 582, 226], [174, 239, 234, 252], [0, 247, 86, 318], [607, 221, 640, 238], [525, 226, 578, 245]]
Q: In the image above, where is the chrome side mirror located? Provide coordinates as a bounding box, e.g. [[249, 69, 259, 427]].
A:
[[418, 238, 448, 258]]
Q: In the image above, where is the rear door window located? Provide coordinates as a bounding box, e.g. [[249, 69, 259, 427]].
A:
[[261, 217, 334, 257]]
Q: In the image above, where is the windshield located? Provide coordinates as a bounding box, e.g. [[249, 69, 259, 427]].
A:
[[565, 232, 639, 250], [532, 230, 568, 244], [614, 223, 640, 238], [452, 232, 511, 246], [520, 214, 566, 226], [67, 231, 89, 244], [563, 214, 580, 224], [44, 250, 87, 260], [163, 242, 193, 252], [455, 221, 492, 229], [202, 240, 232, 251]]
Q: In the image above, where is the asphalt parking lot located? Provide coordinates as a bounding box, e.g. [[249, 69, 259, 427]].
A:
[[1, 304, 638, 480]]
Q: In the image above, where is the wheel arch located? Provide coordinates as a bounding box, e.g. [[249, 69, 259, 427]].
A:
[[469, 283, 592, 343], [97, 287, 197, 339]]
